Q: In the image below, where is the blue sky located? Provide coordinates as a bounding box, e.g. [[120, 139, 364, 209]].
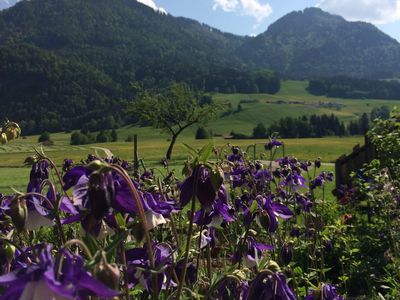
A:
[[149, 0, 400, 42], [1, 0, 399, 41]]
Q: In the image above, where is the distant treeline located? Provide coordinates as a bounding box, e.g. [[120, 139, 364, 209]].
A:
[[203, 69, 280, 94], [231, 107, 390, 139], [1, 43, 279, 135], [267, 114, 347, 138], [308, 77, 400, 99]]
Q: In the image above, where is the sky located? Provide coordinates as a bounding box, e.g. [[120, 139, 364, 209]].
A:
[[1, 0, 399, 41]]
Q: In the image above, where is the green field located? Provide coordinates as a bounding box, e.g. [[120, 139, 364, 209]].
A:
[[0, 80, 396, 193], [210, 80, 400, 135]]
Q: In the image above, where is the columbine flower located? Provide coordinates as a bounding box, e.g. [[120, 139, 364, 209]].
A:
[[310, 172, 334, 190], [212, 275, 249, 299], [245, 269, 296, 300], [227, 147, 244, 164], [265, 138, 284, 151], [256, 195, 294, 233], [126, 243, 174, 294], [174, 260, 197, 285], [193, 185, 235, 228], [233, 236, 273, 269], [180, 166, 223, 208], [280, 243, 293, 265], [62, 159, 74, 172], [62, 165, 169, 236], [304, 283, 344, 300], [280, 171, 306, 191], [0, 244, 119, 300]]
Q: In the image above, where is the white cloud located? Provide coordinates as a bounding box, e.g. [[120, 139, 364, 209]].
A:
[[317, 0, 400, 24], [213, 0, 239, 12], [213, 0, 272, 22], [136, 0, 167, 14], [241, 0, 272, 22]]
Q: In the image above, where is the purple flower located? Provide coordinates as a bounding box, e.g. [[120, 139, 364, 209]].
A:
[[234, 237, 273, 268], [280, 243, 293, 265], [265, 138, 284, 151], [126, 243, 174, 294], [245, 271, 296, 300], [87, 172, 115, 220], [175, 260, 197, 285], [310, 172, 334, 190], [280, 171, 306, 191], [0, 244, 119, 300], [62, 159, 74, 172], [193, 186, 235, 228], [180, 166, 223, 208], [256, 195, 294, 233], [295, 193, 312, 212], [227, 147, 244, 164], [305, 283, 344, 300], [212, 276, 249, 300]]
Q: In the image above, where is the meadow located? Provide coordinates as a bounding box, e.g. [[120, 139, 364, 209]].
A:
[[1, 80, 398, 192]]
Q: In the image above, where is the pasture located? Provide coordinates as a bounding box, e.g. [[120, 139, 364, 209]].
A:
[[0, 79, 395, 192]]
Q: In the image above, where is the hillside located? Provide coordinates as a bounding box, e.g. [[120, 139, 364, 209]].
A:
[[0, 2, 400, 134], [237, 7, 400, 79]]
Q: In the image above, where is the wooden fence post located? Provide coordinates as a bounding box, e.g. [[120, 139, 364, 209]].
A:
[[133, 134, 139, 172]]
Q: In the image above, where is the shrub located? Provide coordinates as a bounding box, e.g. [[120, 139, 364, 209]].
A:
[[252, 122, 267, 139], [38, 131, 51, 143], [96, 131, 109, 143], [111, 129, 118, 142], [70, 131, 88, 145], [195, 127, 210, 139]]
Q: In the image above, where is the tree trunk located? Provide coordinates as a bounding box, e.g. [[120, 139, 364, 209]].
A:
[[166, 134, 178, 160]]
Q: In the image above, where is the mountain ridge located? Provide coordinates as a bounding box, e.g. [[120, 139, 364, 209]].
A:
[[237, 7, 400, 78], [0, 1, 399, 134]]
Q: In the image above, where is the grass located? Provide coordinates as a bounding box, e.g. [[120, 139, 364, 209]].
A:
[[0, 80, 395, 193], [210, 80, 400, 135]]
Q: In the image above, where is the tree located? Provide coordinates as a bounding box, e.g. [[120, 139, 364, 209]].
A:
[[38, 131, 51, 143], [252, 123, 267, 139], [96, 131, 109, 143], [195, 127, 210, 139], [70, 131, 88, 145], [128, 82, 221, 160], [111, 129, 118, 142]]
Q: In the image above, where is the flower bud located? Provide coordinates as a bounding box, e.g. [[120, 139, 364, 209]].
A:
[[3, 121, 21, 141], [257, 211, 271, 230], [265, 260, 281, 273], [4, 243, 15, 263], [88, 172, 115, 220], [0, 133, 7, 145], [95, 252, 120, 290], [9, 197, 27, 232], [210, 166, 224, 192], [280, 243, 293, 265]]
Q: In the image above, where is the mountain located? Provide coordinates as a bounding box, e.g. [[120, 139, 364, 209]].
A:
[[237, 7, 400, 79], [0, 2, 399, 134], [0, 0, 250, 134]]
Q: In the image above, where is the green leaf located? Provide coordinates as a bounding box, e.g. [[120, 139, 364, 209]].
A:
[[183, 143, 197, 155], [114, 213, 126, 229], [198, 142, 213, 162], [250, 199, 259, 214]]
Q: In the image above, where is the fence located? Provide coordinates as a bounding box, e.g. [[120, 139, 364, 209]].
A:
[[335, 136, 375, 188]]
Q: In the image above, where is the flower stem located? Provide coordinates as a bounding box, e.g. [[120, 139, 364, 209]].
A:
[[120, 243, 130, 300], [63, 239, 93, 259], [176, 167, 200, 300], [111, 164, 158, 299]]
